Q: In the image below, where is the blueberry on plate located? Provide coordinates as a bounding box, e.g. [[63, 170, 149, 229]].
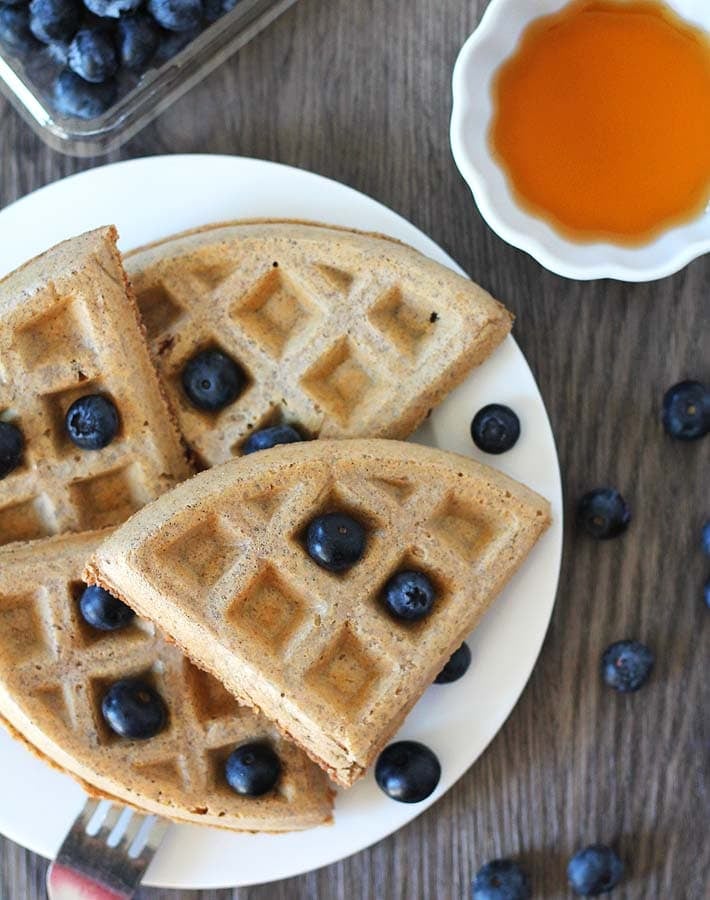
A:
[[306, 512, 366, 572], [225, 741, 281, 796], [147, 0, 203, 33], [435, 642, 471, 684], [243, 424, 303, 455], [567, 845, 624, 896], [0, 421, 23, 479], [0, 6, 40, 53], [65, 393, 119, 449], [662, 380, 709, 441], [383, 570, 437, 621], [701, 520, 710, 557], [29, 0, 80, 45], [117, 12, 159, 70], [79, 584, 135, 632], [577, 488, 630, 539], [375, 740, 440, 803], [471, 404, 520, 454], [181, 348, 245, 412], [601, 640, 654, 693], [472, 858, 532, 900], [68, 27, 118, 83], [83, 0, 142, 18], [53, 69, 117, 118], [101, 678, 167, 739]]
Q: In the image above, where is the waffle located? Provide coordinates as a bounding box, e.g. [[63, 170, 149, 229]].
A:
[[0, 226, 191, 547], [0, 531, 334, 831], [125, 220, 513, 467], [87, 439, 551, 787]]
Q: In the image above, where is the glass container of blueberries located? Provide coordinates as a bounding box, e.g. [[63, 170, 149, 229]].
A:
[[0, 0, 297, 156]]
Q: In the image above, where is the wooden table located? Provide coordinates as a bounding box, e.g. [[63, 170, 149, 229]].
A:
[[1, 1, 708, 897]]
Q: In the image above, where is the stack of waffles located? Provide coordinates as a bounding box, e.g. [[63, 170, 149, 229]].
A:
[[0, 221, 550, 832]]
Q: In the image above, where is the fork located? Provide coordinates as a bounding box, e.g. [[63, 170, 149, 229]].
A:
[[46, 798, 169, 900]]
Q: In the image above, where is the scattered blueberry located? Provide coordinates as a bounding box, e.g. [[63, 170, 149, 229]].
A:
[[375, 740, 441, 803], [29, 0, 80, 45], [181, 348, 245, 412], [117, 12, 159, 70], [701, 520, 710, 557], [65, 393, 119, 449], [243, 424, 303, 455], [567, 845, 624, 896], [472, 859, 532, 900], [0, 6, 39, 53], [577, 488, 630, 539], [79, 585, 135, 632], [471, 404, 520, 454], [306, 512, 366, 573], [225, 742, 281, 796], [147, 0, 202, 33], [53, 69, 117, 118], [435, 642, 471, 684], [83, 0, 142, 18], [383, 570, 437, 621], [601, 640, 654, 693], [68, 27, 118, 83], [101, 678, 167, 739], [0, 422, 23, 479], [662, 380, 709, 441]]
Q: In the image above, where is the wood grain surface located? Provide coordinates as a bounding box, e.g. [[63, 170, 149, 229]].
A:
[[0, 1, 708, 898]]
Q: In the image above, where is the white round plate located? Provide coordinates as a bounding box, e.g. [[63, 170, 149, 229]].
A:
[[0, 156, 562, 890]]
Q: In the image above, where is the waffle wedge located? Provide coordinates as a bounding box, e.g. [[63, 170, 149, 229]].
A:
[[87, 439, 551, 787], [126, 220, 513, 466], [0, 226, 191, 547], [0, 531, 333, 831]]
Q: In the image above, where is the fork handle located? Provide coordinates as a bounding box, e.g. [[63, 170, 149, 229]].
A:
[[47, 862, 132, 900]]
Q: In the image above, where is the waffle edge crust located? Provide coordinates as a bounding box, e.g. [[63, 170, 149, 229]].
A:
[[87, 439, 551, 787]]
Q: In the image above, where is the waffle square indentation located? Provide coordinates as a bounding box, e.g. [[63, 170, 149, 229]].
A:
[[0, 591, 46, 663], [305, 626, 380, 711], [227, 564, 307, 653], [161, 516, 241, 589], [15, 293, 97, 372], [426, 494, 498, 562], [368, 285, 435, 356], [134, 282, 185, 340], [300, 338, 374, 424], [69, 462, 150, 530], [0, 495, 57, 546]]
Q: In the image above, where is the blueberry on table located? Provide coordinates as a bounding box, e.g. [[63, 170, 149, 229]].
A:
[[83, 0, 142, 18], [147, 0, 203, 33], [662, 380, 709, 441], [181, 348, 245, 412], [383, 570, 436, 621], [65, 393, 119, 448], [68, 27, 118, 83], [472, 859, 532, 900], [79, 585, 135, 632], [576, 488, 630, 539], [375, 740, 440, 803], [601, 640, 654, 693], [0, 6, 40, 53], [435, 641, 471, 684], [0, 421, 23, 479], [567, 845, 624, 896], [306, 512, 366, 573], [101, 678, 167, 739], [225, 742, 281, 796], [243, 424, 303, 455], [29, 0, 80, 44], [471, 404, 520, 454], [117, 12, 159, 70]]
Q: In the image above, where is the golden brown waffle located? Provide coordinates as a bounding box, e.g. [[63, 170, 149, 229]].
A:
[[0, 531, 333, 831], [125, 220, 513, 467], [87, 439, 551, 787], [0, 227, 191, 547]]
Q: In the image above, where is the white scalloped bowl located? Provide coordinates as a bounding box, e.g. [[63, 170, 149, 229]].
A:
[[450, 0, 710, 281]]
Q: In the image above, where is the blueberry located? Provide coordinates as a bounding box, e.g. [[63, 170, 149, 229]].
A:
[[243, 424, 303, 455], [0, 6, 40, 52], [305, 512, 366, 572], [1, 0, 29, 7], [567, 845, 624, 896], [225, 741, 281, 796], [117, 12, 159, 70], [29, 0, 80, 44], [383, 570, 437, 621], [471, 404, 520, 454], [79, 585, 135, 632], [601, 640, 654, 693], [204, 0, 238, 22], [182, 349, 245, 412], [472, 859, 532, 900], [68, 27, 118, 83], [83, 0, 142, 18], [0, 422, 23, 479], [147, 0, 202, 32], [53, 69, 117, 118], [101, 678, 167, 739], [701, 520, 710, 557], [154, 23, 200, 60], [662, 380, 709, 441], [375, 740, 440, 803], [65, 394, 119, 449], [435, 642, 471, 684], [577, 488, 630, 539]]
